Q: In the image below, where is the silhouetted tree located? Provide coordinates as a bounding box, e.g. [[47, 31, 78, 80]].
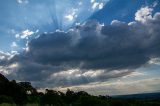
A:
[[19, 82, 37, 94], [40, 89, 63, 106]]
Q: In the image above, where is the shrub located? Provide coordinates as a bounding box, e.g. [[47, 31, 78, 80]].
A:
[[0, 95, 14, 104]]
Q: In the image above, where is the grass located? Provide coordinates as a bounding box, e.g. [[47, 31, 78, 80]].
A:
[[0, 103, 38, 106], [0, 103, 15, 106], [25, 104, 39, 106]]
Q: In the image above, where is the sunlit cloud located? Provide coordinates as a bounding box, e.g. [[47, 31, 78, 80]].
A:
[[135, 6, 153, 23], [15, 29, 34, 39], [148, 58, 160, 65], [98, 3, 104, 9], [92, 2, 104, 10], [58, 78, 160, 95], [0, 63, 19, 75], [16, 0, 28, 4], [65, 9, 78, 21]]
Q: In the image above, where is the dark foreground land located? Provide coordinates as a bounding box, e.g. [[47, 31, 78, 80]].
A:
[[0, 73, 160, 106]]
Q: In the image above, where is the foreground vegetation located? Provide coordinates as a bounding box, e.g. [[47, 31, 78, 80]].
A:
[[0, 73, 160, 106]]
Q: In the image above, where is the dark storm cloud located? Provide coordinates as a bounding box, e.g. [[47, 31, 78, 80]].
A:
[[4, 12, 160, 88], [27, 14, 160, 70]]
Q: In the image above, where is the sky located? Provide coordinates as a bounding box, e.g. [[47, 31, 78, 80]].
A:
[[0, 0, 160, 96]]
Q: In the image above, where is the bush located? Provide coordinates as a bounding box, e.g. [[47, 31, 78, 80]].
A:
[[0, 95, 14, 104]]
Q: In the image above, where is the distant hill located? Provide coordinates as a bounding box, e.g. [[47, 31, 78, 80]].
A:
[[113, 92, 160, 99]]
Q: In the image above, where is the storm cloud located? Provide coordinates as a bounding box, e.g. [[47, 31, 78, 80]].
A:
[[2, 11, 160, 88]]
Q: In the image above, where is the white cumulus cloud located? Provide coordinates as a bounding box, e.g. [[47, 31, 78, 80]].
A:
[[92, 2, 104, 10], [65, 9, 78, 21], [135, 6, 153, 23], [15, 29, 34, 39]]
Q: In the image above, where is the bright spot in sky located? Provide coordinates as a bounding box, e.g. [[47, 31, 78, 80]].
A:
[[91, 1, 104, 10], [65, 15, 74, 21], [92, 2, 100, 10], [91, 0, 95, 3], [99, 3, 104, 9], [16, 29, 34, 39], [17, 0, 28, 4], [11, 42, 18, 48], [65, 9, 78, 21]]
